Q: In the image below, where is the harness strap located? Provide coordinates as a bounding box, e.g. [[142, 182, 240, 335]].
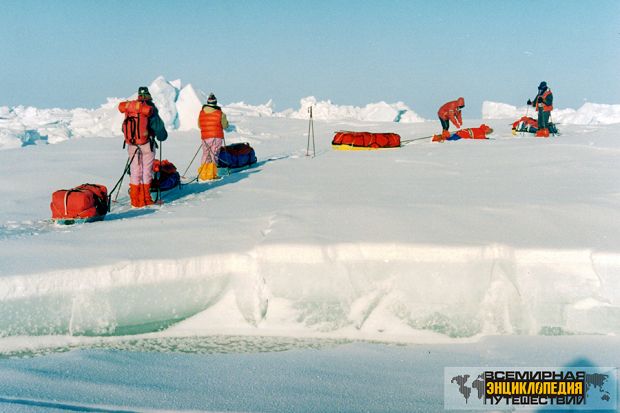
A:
[[63, 189, 83, 216]]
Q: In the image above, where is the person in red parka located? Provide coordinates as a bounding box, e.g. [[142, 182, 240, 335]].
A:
[[438, 97, 465, 139]]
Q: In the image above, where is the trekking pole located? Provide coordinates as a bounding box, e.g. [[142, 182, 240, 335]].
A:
[[306, 106, 315, 157], [221, 135, 230, 176], [182, 143, 203, 179], [108, 149, 139, 208], [549, 113, 556, 136], [524, 102, 530, 136], [155, 140, 162, 203]]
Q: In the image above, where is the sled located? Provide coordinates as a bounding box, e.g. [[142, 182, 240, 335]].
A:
[[511, 116, 559, 135], [53, 216, 106, 225], [50, 183, 108, 225], [151, 159, 181, 192], [218, 143, 257, 169]]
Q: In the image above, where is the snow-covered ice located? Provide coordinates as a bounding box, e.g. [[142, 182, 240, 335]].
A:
[[483, 100, 620, 125], [3, 76, 619, 153], [0, 336, 617, 412], [0, 76, 429, 151], [1, 78, 619, 411], [1, 107, 619, 344]]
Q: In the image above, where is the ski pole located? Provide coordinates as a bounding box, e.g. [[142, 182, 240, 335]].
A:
[[518, 99, 531, 137], [155, 140, 162, 203], [221, 135, 230, 176], [525, 96, 531, 118], [108, 148, 139, 208], [306, 106, 315, 157], [182, 143, 203, 178]]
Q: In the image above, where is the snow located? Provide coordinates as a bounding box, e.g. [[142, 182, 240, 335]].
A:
[[1, 77, 620, 410], [225, 99, 276, 118], [0, 336, 617, 412], [1, 110, 619, 346], [3, 76, 620, 152], [175, 84, 208, 131], [147, 76, 180, 129], [0, 76, 428, 150], [287, 96, 426, 123], [483, 100, 620, 124]]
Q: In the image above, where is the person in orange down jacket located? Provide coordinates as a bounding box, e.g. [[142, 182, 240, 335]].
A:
[[432, 124, 493, 142], [438, 97, 465, 139], [118, 86, 168, 208], [197, 93, 229, 181]]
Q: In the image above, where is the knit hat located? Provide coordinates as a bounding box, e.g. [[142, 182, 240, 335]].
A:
[[538, 81, 547, 90], [138, 86, 152, 100], [207, 93, 217, 106]]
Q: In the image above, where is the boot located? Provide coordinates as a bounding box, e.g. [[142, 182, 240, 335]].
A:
[[142, 183, 154, 206], [209, 163, 219, 180], [441, 130, 451, 139], [198, 163, 210, 181], [535, 128, 549, 138], [129, 184, 144, 208], [432, 134, 445, 142]]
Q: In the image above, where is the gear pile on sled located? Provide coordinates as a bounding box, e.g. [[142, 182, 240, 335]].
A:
[[50, 184, 109, 225], [151, 159, 180, 192], [332, 131, 401, 150], [432, 124, 493, 142], [218, 142, 257, 170], [511, 116, 559, 136]]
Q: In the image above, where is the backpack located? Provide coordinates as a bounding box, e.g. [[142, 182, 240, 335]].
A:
[[118, 100, 154, 146], [217, 143, 257, 169]]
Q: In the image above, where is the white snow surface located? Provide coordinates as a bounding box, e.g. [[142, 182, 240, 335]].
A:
[[483, 100, 620, 124], [0, 336, 617, 412], [0, 76, 429, 151], [2, 76, 619, 151], [286, 96, 426, 123], [0, 109, 619, 351]]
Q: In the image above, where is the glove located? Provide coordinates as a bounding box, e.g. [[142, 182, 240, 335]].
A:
[[527, 99, 532, 105]]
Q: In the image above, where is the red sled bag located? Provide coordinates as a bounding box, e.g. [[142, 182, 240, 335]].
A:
[[50, 184, 109, 224], [332, 131, 401, 149]]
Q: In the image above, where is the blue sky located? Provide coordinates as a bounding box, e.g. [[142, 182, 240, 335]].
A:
[[1, 0, 618, 117]]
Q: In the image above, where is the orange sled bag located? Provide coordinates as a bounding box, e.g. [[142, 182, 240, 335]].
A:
[[50, 184, 109, 224], [332, 131, 401, 149]]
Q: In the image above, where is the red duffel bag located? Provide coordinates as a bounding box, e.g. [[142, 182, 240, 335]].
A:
[[50, 183, 108, 223], [332, 131, 401, 149]]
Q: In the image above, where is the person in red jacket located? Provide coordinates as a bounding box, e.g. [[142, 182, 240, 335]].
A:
[[197, 93, 229, 181], [438, 97, 465, 139]]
